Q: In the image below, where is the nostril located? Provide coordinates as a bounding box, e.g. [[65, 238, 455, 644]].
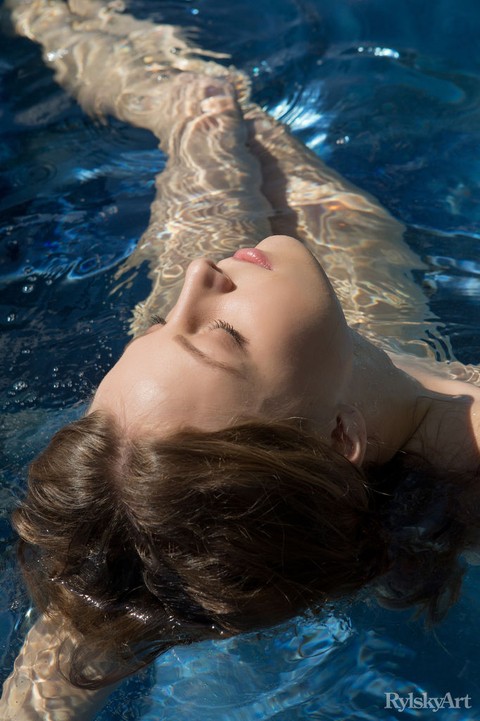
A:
[[206, 259, 226, 276], [203, 258, 235, 290]]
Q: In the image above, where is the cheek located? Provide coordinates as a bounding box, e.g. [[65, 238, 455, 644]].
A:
[[242, 284, 325, 358], [266, 307, 350, 394], [272, 293, 336, 356], [249, 318, 321, 397]]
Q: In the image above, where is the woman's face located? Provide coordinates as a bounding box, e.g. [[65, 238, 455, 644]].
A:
[[91, 236, 353, 435]]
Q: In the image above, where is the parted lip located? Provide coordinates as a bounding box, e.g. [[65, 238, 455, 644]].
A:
[[232, 248, 272, 270]]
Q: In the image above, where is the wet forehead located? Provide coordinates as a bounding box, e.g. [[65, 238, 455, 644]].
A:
[[91, 332, 259, 434]]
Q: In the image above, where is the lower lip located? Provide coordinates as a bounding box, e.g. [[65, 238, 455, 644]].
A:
[[232, 248, 272, 269]]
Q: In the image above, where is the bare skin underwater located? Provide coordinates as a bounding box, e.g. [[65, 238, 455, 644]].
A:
[[7, 0, 446, 352], [2, 1, 480, 720]]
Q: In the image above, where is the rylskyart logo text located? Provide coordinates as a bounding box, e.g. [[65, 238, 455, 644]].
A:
[[384, 692, 472, 713]]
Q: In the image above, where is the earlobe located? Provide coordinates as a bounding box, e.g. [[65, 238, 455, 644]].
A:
[[330, 405, 367, 466]]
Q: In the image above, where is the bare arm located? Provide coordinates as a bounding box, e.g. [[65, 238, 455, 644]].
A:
[[117, 75, 272, 330], [7, 0, 272, 333], [0, 616, 115, 721], [11, 0, 444, 354], [242, 105, 448, 358]]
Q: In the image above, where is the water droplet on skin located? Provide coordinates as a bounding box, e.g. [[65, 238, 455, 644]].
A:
[[13, 381, 28, 392]]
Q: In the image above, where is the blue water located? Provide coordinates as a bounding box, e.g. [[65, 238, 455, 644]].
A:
[[1, 0, 480, 718]]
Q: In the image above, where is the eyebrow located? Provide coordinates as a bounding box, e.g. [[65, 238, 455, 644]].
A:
[[173, 334, 247, 378]]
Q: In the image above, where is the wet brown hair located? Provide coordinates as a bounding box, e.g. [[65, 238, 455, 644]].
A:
[[12, 411, 479, 688]]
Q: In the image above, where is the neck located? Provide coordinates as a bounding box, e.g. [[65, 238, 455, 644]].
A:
[[347, 332, 480, 472]]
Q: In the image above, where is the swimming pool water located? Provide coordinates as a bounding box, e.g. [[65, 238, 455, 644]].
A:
[[1, 0, 480, 718]]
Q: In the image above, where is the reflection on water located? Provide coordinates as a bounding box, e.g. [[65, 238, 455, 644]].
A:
[[133, 593, 480, 721], [1, 0, 480, 718]]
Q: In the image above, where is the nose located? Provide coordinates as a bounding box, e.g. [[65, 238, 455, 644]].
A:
[[166, 258, 235, 327], [186, 258, 235, 292]]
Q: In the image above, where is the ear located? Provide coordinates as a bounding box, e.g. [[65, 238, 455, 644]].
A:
[[330, 404, 367, 466]]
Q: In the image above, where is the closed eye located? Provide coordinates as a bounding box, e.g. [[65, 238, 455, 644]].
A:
[[208, 319, 248, 350], [150, 314, 247, 350]]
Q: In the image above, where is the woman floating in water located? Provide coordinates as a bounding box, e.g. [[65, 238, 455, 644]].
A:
[[2, 0, 480, 718]]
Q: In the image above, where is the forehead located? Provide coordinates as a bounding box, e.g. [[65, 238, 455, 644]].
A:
[[90, 332, 261, 434]]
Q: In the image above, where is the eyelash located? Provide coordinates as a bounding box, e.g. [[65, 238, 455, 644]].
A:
[[149, 315, 246, 348], [208, 319, 246, 348]]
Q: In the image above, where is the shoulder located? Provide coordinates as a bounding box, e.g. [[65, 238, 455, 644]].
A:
[[388, 352, 480, 397], [389, 352, 480, 464]]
